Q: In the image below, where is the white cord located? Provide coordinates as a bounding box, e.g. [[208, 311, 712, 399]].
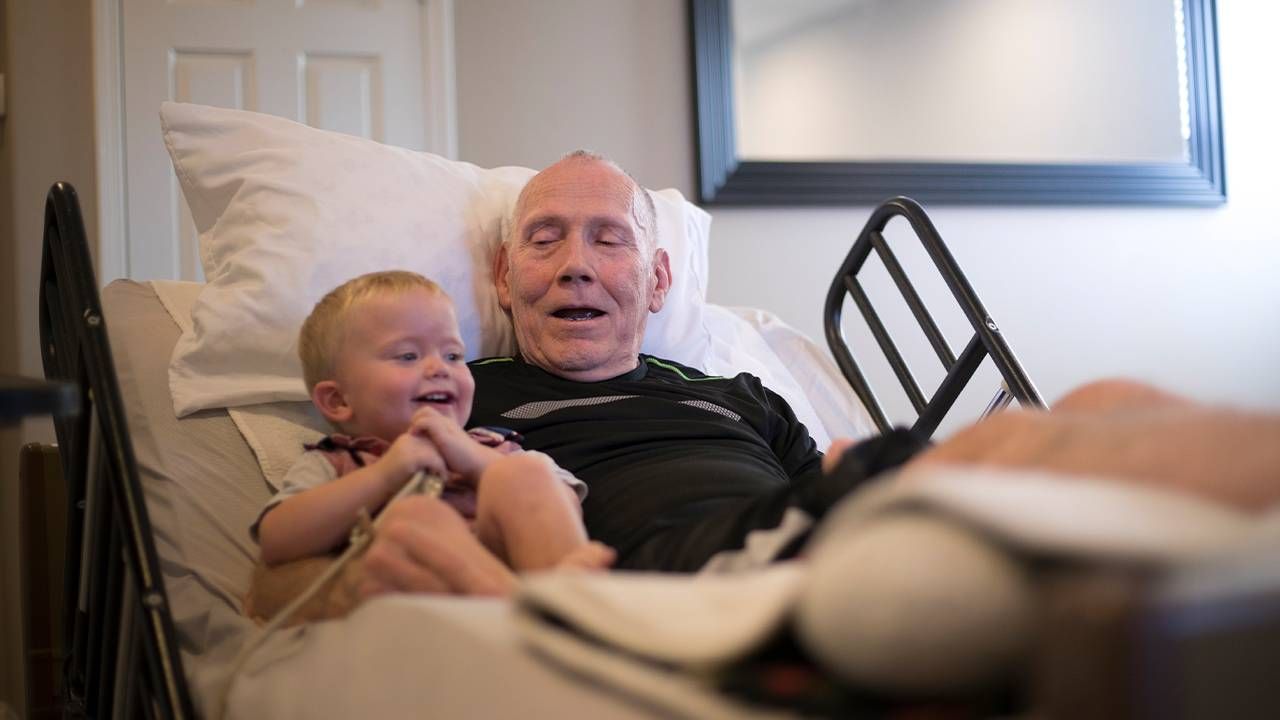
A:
[[217, 469, 443, 720]]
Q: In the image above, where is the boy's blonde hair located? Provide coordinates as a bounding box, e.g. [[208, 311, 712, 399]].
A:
[[299, 271, 447, 392]]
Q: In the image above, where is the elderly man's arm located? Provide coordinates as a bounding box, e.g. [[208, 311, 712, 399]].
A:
[[916, 380, 1280, 512]]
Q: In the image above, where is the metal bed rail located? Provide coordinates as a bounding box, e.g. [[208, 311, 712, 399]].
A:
[[824, 196, 1045, 439], [40, 182, 195, 719]]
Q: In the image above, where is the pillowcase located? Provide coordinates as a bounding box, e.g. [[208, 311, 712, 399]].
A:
[[162, 102, 712, 416], [702, 306, 879, 452]]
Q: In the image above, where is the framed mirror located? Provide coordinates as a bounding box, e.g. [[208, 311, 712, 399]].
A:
[[691, 0, 1225, 205]]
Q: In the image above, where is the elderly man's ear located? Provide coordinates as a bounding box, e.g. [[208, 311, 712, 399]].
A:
[[648, 248, 672, 313], [493, 244, 513, 312]]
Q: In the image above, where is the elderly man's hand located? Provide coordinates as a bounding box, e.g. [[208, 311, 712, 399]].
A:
[[357, 495, 517, 599], [822, 438, 857, 475], [915, 404, 1280, 512]]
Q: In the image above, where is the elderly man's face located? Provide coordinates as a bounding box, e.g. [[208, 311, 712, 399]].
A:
[[495, 158, 671, 381]]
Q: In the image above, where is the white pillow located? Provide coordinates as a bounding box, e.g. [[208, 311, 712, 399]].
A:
[[701, 305, 833, 450], [713, 307, 877, 450], [162, 102, 712, 416]]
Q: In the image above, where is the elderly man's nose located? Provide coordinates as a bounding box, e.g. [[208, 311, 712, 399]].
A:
[[558, 268, 594, 283], [555, 239, 595, 282]]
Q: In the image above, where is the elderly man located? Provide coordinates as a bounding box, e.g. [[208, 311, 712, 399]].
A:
[[249, 152, 1280, 617], [465, 150, 911, 574]]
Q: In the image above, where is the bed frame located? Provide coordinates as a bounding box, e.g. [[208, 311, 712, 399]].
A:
[[39, 182, 195, 719], [31, 181, 1037, 718], [823, 196, 1045, 438]]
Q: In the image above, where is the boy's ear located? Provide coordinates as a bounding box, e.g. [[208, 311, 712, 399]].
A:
[[312, 380, 353, 425]]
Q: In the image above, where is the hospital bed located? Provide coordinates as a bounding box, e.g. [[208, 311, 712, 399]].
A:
[[26, 104, 1280, 719]]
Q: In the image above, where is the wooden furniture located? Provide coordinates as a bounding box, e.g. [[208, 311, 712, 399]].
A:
[[19, 444, 67, 720]]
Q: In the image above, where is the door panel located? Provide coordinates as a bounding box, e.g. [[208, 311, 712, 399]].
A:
[[301, 54, 382, 140], [122, 0, 426, 281]]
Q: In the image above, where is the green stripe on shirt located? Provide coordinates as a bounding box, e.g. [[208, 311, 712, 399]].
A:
[[645, 357, 725, 382]]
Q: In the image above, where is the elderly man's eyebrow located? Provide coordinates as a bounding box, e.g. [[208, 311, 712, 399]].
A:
[[587, 216, 638, 241], [520, 215, 561, 235], [521, 214, 636, 238]]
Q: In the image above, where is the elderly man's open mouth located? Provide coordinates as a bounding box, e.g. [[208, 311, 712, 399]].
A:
[[552, 306, 607, 321]]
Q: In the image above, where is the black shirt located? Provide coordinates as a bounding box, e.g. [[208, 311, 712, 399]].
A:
[[468, 354, 823, 563]]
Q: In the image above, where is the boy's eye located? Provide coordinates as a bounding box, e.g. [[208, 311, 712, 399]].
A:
[[396, 352, 419, 362], [445, 352, 463, 362]]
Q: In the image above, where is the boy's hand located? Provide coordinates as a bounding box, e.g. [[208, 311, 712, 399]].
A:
[[408, 405, 503, 485], [378, 432, 448, 492]]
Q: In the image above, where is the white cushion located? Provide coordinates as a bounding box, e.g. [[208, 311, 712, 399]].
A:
[[162, 102, 712, 416], [702, 305, 833, 450], [705, 306, 878, 451]]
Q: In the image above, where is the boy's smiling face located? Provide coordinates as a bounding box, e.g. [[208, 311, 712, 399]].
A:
[[312, 288, 475, 442]]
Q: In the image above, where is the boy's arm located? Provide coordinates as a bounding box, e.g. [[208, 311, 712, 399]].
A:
[[257, 461, 399, 564], [257, 435, 446, 565]]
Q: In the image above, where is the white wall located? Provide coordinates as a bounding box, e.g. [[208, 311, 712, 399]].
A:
[[456, 0, 1280, 436], [710, 0, 1280, 430], [455, 0, 694, 192]]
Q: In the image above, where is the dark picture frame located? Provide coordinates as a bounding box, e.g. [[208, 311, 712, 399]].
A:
[[691, 0, 1226, 206]]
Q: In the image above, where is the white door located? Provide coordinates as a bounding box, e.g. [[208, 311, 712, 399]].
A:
[[118, 0, 447, 281]]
